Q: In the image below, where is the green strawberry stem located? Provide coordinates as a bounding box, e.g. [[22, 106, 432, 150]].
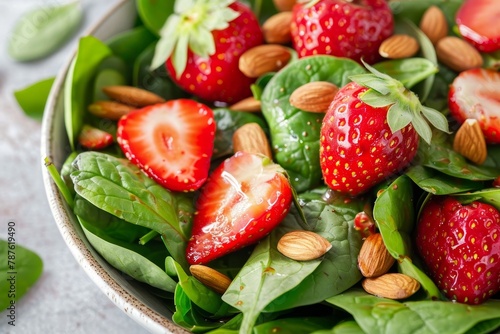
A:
[[44, 157, 75, 209], [139, 230, 160, 245], [350, 61, 450, 144], [151, 0, 240, 76]]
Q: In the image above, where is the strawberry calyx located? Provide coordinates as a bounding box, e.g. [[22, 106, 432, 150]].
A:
[[350, 62, 450, 144], [151, 0, 240, 76]]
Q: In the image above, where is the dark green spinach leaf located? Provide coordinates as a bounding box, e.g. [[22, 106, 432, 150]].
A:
[[14, 77, 55, 121], [136, 0, 174, 35]]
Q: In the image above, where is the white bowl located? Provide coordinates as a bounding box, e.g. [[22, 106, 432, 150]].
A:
[[41, 1, 187, 333]]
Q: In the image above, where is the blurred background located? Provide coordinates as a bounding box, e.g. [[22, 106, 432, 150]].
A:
[[0, 1, 148, 333]]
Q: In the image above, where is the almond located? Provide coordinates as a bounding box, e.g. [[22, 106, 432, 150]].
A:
[[239, 44, 291, 78], [419, 5, 448, 45], [102, 85, 165, 107], [189, 265, 232, 294], [358, 233, 395, 278], [232, 122, 273, 158], [379, 34, 419, 59], [436, 36, 483, 72], [362, 273, 421, 300], [88, 101, 136, 120], [453, 118, 488, 165], [277, 230, 332, 261], [229, 96, 261, 112], [272, 0, 296, 12], [289, 81, 338, 113], [263, 12, 293, 44]]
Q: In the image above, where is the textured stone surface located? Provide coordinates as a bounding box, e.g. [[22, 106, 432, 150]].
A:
[[0, 1, 148, 333]]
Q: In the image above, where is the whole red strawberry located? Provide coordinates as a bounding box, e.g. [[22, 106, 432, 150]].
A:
[[117, 99, 216, 192], [151, 0, 263, 104], [186, 151, 293, 264], [291, 0, 394, 64], [416, 196, 500, 305], [320, 64, 449, 196], [448, 68, 500, 144]]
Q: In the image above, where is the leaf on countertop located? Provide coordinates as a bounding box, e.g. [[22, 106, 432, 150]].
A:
[[13, 77, 55, 121], [8, 1, 83, 62]]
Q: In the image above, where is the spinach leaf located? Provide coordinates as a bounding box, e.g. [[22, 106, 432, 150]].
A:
[[14, 77, 55, 121], [416, 140, 500, 181], [253, 317, 338, 334], [79, 217, 177, 292], [8, 2, 82, 61], [136, 0, 174, 35], [264, 189, 364, 312], [213, 108, 268, 159], [373, 175, 441, 299], [311, 320, 364, 334], [93, 56, 129, 101], [454, 188, 500, 211], [0, 240, 43, 310], [261, 55, 365, 192], [70, 151, 193, 269], [406, 165, 485, 195], [326, 289, 500, 334], [65, 36, 113, 150], [222, 206, 323, 333], [390, 0, 463, 27], [373, 58, 437, 89], [166, 257, 234, 316]]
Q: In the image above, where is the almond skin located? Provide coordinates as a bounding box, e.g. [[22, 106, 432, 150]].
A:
[[239, 44, 291, 78], [229, 96, 261, 112], [289, 81, 339, 113], [436, 36, 483, 72], [263, 11, 293, 44], [453, 118, 488, 165], [277, 230, 332, 261], [379, 34, 419, 59], [419, 5, 448, 45], [88, 100, 136, 120], [362, 273, 421, 300], [232, 122, 273, 158], [190, 265, 232, 294], [273, 0, 296, 12], [102, 85, 165, 107], [358, 233, 395, 278]]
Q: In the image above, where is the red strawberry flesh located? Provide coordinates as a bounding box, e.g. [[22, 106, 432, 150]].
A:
[[117, 99, 215, 192], [416, 196, 500, 304], [186, 152, 292, 264]]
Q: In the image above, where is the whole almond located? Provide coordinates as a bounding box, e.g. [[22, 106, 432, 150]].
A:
[[263, 12, 293, 44], [88, 100, 136, 120], [239, 44, 291, 78], [190, 265, 232, 294], [362, 273, 421, 300], [229, 96, 261, 112], [453, 118, 488, 165], [379, 34, 419, 59], [289, 81, 338, 113], [277, 230, 332, 261], [232, 122, 273, 158], [358, 233, 395, 277], [419, 6, 448, 45], [273, 0, 296, 12], [436, 36, 483, 72], [102, 85, 165, 107]]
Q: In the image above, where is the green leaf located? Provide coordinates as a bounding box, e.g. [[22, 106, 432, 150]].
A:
[[261, 55, 366, 192], [64, 36, 113, 150], [14, 77, 54, 121], [454, 188, 500, 212], [253, 317, 338, 334], [8, 2, 83, 61], [326, 289, 500, 334], [373, 175, 441, 299], [0, 239, 43, 309], [70, 151, 194, 269], [372, 58, 438, 89], [136, 0, 175, 35]]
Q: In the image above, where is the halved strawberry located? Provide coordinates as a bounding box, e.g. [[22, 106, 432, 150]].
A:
[[448, 68, 500, 144], [186, 151, 293, 264], [117, 99, 216, 192], [456, 0, 500, 53], [78, 125, 113, 150]]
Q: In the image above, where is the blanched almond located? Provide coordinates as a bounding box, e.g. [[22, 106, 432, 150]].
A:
[[453, 118, 488, 165]]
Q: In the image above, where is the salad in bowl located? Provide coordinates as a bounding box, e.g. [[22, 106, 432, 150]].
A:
[[42, 0, 500, 333]]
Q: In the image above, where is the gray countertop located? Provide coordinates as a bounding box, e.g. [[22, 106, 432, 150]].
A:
[[0, 1, 149, 333]]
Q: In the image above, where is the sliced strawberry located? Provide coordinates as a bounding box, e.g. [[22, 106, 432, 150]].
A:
[[456, 0, 500, 53], [186, 152, 293, 264], [78, 125, 113, 150], [117, 99, 216, 192], [448, 68, 500, 143]]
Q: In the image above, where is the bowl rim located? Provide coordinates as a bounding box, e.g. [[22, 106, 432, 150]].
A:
[[40, 1, 186, 333]]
